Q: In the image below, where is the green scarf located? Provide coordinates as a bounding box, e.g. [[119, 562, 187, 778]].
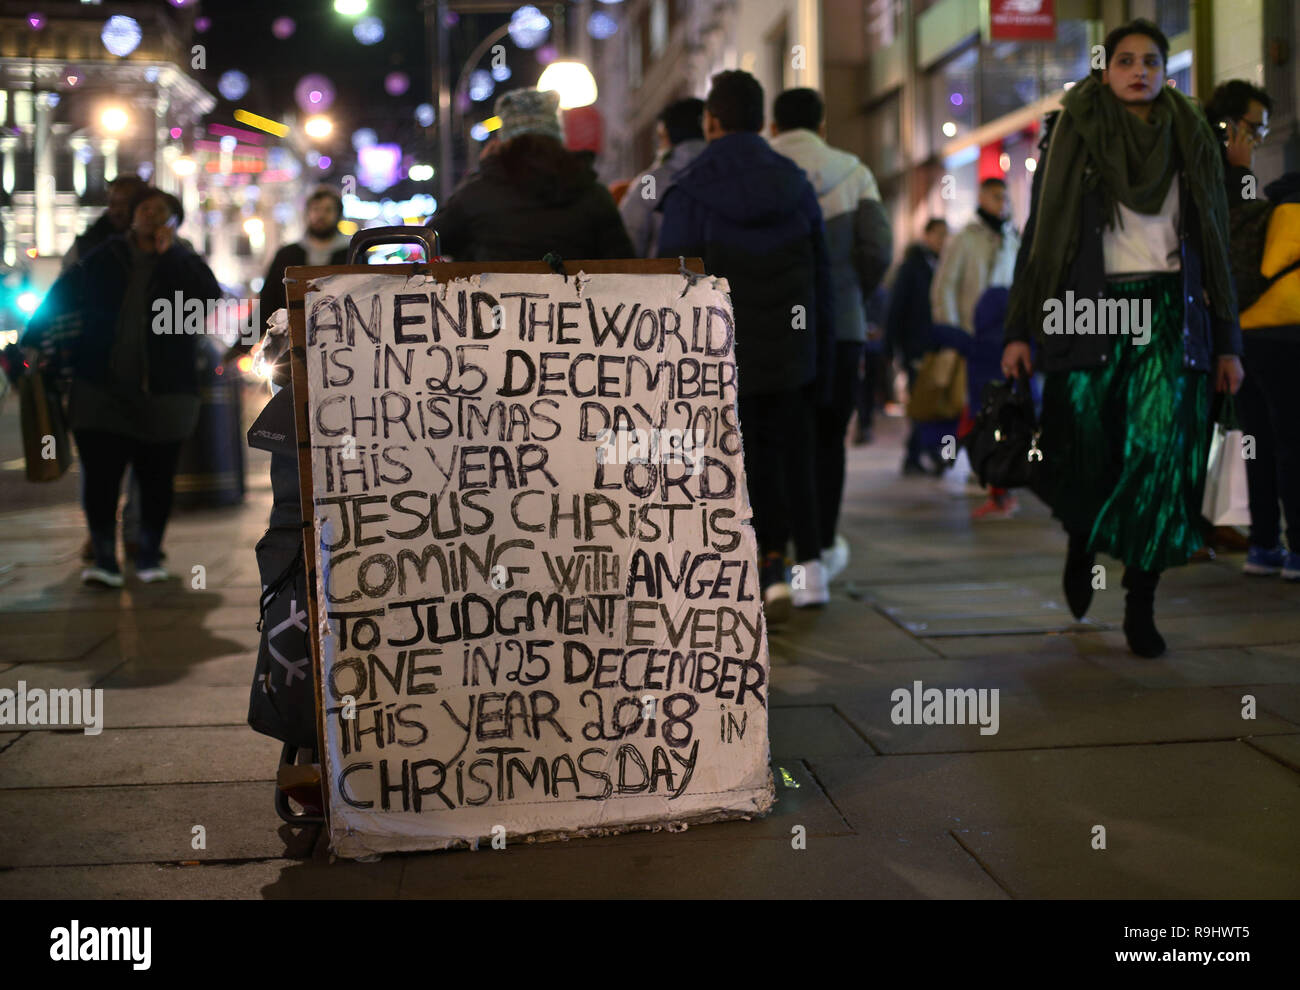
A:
[[1006, 75, 1237, 339]]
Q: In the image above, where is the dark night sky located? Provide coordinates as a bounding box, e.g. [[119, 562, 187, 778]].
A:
[[191, 0, 433, 171], [180, 0, 538, 187]]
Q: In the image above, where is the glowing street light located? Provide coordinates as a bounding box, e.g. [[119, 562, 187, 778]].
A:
[[99, 106, 129, 132], [334, 0, 367, 15], [537, 61, 598, 109], [304, 115, 334, 139]]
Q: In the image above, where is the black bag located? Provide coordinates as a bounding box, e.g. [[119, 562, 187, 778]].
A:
[[249, 524, 317, 748], [247, 387, 318, 749], [963, 375, 1043, 490]]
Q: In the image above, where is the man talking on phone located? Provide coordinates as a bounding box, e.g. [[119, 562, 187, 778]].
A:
[[23, 187, 225, 587]]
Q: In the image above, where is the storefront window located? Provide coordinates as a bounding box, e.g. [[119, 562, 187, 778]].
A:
[[982, 20, 1092, 123], [982, 40, 1040, 124], [1041, 20, 1093, 92], [929, 44, 978, 156], [1156, 0, 1190, 39], [864, 92, 901, 180]]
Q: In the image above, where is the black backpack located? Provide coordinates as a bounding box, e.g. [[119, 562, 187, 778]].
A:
[[247, 387, 317, 749]]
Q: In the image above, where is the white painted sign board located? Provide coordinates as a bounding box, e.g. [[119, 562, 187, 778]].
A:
[[303, 271, 773, 857]]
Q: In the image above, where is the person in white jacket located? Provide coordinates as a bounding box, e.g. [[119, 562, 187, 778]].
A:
[[930, 177, 1020, 335], [930, 176, 1022, 520], [769, 88, 892, 599]]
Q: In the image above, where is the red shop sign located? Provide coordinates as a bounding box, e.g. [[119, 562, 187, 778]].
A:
[[986, 0, 1056, 42]]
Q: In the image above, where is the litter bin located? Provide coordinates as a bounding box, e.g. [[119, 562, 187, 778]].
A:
[[174, 337, 245, 509]]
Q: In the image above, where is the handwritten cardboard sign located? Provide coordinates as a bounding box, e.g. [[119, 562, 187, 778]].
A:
[[302, 270, 774, 856]]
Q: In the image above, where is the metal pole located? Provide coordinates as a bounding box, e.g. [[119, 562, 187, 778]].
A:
[[437, 0, 454, 204]]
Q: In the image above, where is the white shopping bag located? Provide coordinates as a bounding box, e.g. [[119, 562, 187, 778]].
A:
[[1201, 420, 1251, 527]]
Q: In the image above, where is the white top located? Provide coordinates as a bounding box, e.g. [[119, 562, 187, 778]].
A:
[[1103, 179, 1180, 276]]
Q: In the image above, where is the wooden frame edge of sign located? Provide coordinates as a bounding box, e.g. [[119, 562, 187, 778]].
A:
[[283, 258, 708, 838]]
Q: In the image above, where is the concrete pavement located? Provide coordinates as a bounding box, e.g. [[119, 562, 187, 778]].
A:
[[1, 403, 1298, 898]]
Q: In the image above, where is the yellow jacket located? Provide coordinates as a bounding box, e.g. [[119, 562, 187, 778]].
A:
[[1241, 203, 1300, 329]]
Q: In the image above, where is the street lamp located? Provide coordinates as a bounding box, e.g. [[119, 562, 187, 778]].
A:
[[537, 60, 597, 109], [304, 115, 334, 140], [334, 0, 368, 15], [99, 105, 129, 133]]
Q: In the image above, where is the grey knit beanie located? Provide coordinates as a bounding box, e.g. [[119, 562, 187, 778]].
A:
[[495, 88, 563, 143]]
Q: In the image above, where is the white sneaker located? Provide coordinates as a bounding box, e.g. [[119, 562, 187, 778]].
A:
[[791, 559, 830, 608], [821, 534, 849, 581], [763, 581, 792, 625], [136, 566, 171, 584], [81, 566, 124, 588]]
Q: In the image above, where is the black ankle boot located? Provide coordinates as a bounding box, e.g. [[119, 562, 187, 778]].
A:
[[1122, 567, 1166, 658], [1063, 532, 1096, 620]]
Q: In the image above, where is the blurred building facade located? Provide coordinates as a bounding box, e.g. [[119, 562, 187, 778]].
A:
[[602, 0, 1300, 263], [0, 2, 322, 300]]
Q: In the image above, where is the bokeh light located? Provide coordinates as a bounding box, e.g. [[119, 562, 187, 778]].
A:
[[469, 70, 495, 102], [588, 12, 618, 39], [295, 74, 335, 112], [101, 15, 142, 57], [218, 70, 249, 102], [508, 6, 550, 49], [353, 16, 384, 45]]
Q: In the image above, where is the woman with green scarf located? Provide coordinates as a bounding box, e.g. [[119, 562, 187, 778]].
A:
[[1003, 19, 1244, 658]]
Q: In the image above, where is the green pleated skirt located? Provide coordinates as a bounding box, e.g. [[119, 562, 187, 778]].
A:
[[1038, 273, 1209, 571]]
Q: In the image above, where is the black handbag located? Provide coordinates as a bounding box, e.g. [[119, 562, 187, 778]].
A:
[[963, 375, 1043, 490]]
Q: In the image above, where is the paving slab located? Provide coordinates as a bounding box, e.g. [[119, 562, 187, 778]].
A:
[[0, 858, 405, 899], [0, 782, 316, 867], [0, 726, 282, 789], [769, 705, 875, 760], [835, 683, 1296, 753], [0, 627, 114, 664], [953, 815, 1300, 898], [1245, 733, 1300, 773], [1084, 646, 1298, 689], [927, 631, 1115, 658], [91, 654, 258, 728], [1212, 683, 1300, 727], [0, 657, 125, 698], [1094, 610, 1300, 651], [80, 625, 257, 669], [395, 829, 1005, 899], [810, 742, 1300, 835], [863, 582, 1108, 637], [769, 599, 941, 662]]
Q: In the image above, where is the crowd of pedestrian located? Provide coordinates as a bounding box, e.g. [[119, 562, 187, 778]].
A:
[[18, 19, 1298, 664]]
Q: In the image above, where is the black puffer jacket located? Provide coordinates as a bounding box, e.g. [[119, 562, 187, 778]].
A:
[[25, 234, 223, 395], [1006, 111, 1241, 372], [427, 135, 634, 262], [656, 131, 833, 399]]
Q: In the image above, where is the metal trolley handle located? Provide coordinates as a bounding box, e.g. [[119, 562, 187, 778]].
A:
[[346, 225, 441, 265]]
